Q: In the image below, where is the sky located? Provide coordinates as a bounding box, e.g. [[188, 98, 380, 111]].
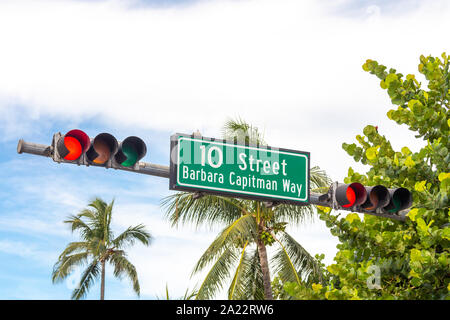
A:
[[0, 0, 448, 300]]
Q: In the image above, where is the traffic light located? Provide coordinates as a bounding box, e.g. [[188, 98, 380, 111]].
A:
[[335, 182, 367, 208], [86, 133, 118, 165], [384, 187, 413, 213], [115, 136, 147, 167], [329, 182, 412, 217], [55, 129, 90, 161], [52, 129, 147, 169], [361, 185, 390, 211]]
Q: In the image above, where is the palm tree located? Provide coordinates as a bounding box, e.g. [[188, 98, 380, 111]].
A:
[[161, 118, 331, 300], [52, 197, 152, 300]]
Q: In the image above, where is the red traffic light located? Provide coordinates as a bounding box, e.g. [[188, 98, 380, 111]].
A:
[[336, 182, 367, 208], [86, 133, 119, 165], [56, 129, 90, 161]]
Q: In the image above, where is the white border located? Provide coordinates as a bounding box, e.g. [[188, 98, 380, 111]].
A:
[[176, 137, 309, 202]]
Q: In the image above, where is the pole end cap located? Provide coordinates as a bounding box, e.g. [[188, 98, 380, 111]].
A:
[[17, 139, 24, 154]]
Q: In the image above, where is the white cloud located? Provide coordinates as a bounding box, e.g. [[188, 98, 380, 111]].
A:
[[0, 239, 56, 263], [0, 0, 447, 181], [0, 0, 448, 299]]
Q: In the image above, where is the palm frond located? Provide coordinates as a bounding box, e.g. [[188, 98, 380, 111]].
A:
[[182, 287, 198, 300], [76, 209, 96, 220], [64, 214, 94, 240], [71, 260, 100, 300], [85, 197, 114, 241], [309, 166, 332, 190], [161, 192, 246, 229], [228, 241, 249, 300], [271, 232, 324, 285], [56, 241, 90, 260], [112, 224, 152, 249], [195, 247, 238, 300], [104, 198, 114, 243], [234, 248, 265, 300], [192, 214, 257, 275], [156, 284, 198, 300], [109, 252, 140, 296], [271, 236, 301, 285], [273, 165, 331, 225], [222, 117, 266, 146], [273, 203, 315, 225], [88, 197, 108, 215], [52, 252, 89, 283], [85, 236, 107, 258]]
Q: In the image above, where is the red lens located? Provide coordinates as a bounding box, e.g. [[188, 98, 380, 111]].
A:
[[343, 187, 356, 208], [63, 136, 82, 160]]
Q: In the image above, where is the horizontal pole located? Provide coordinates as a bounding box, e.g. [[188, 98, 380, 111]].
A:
[[17, 139, 52, 157], [130, 162, 169, 178], [17, 139, 406, 220], [17, 139, 170, 178]]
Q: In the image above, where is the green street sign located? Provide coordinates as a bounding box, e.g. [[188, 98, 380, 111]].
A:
[[169, 134, 310, 204]]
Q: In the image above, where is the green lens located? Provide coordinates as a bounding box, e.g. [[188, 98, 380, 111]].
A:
[[121, 145, 138, 167], [388, 195, 401, 213]]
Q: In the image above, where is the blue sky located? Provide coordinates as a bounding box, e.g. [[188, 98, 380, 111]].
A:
[[0, 0, 448, 299]]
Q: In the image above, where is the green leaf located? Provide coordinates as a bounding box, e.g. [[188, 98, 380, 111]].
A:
[[438, 147, 448, 157], [387, 110, 394, 119], [416, 218, 429, 233], [438, 173, 450, 182], [312, 283, 323, 292], [385, 73, 398, 87], [407, 208, 418, 221], [393, 154, 399, 166], [366, 146, 379, 161], [327, 264, 339, 275], [438, 254, 448, 267], [418, 63, 424, 72], [410, 248, 422, 263], [405, 156, 415, 168], [414, 181, 427, 192], [401, 147, 412, 156], [441, 228, 450, 241], [346, 213, 360, 224]]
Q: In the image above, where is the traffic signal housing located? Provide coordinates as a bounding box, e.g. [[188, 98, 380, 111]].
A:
[[52, 129, 147, 169], [325, 182, 412, 218]]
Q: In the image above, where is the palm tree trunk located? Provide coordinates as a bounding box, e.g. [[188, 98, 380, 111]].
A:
[[256, 222, 273, 300], [100, 260, 106, 300]]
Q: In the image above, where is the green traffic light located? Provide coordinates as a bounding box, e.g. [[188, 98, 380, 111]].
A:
[[387, 195, 402, 213], [120, 145, 138, 167]]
